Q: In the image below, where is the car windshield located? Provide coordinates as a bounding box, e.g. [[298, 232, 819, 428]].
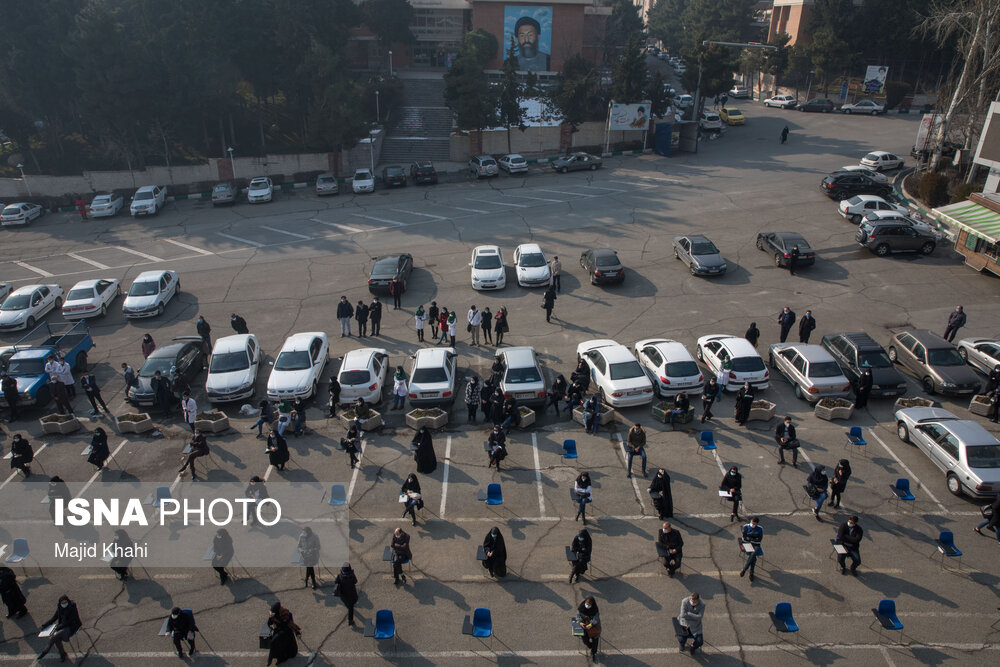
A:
[[480, 158, 496, 166], [210, 351, 249, 373], [373, 258, 397, 275], [665, 361, 700, 377], [274, 351, 311, 371], [784, 238, 810, 251], [475, 254, 502, 269], [413, 367, 448, 384], [139, 357, 175, 377], [858, 350, 892, 368], [847, 196, 863, 205], [385, 168, 403, 176], [7, 358, 44, 374], [355, 171, 372, 180], [92, 196, 111, 204], [339, 370, 371, 385], [249, 181, 268, 190], [595, 254, 619, 267], [135, 191, 154, 201], [966, 444, 1000, 469], [1, 295, 30, 310], [213, 184, 231, 194], [505, 366, 542, 384], [509, 156, 525, 164], [927, 348, 964, 366], [808, 361, 844, 378], [317, 176, 335, 184], [731, 356, 765, 373], [66, 288, 95, 301], [2, 206, 19, 215], [863, 153, 881, 161], [691, 242, 719, 255], [609, 360, 645, 380], [128, 281, 159, 297], [520, 253, 546, 267]]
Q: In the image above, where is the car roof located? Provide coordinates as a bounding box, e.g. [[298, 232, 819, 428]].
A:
[[866, 150, 892, 157], [517, 243, 543, 253], [413, 161, 434, 167], [504, 154, 524, 159], [580, 339, 633, 362], [213, 334, 253, 354], [944, 420, 1000, 445], [384, 165, 404, 171], [711, 336, 759, 357], [342, 347, 387, 368], [68, 279, 103, 290], [639, 338, 692, 357], [474, 245, 501, 254], [774, 232, 806, 242], [92, 192, 116, 198], [133, 270, 171, 281], [591, 248, 619, 257], [414, 347, 454, 367], [135, 185, 158, 192], [354, 169, 372, 176], [499, 346, 538, 367], [850, 194, 883, 202], [722, 106, 741, 112], [149, 342, 190, 358], [832, 332, 883, 350], [684, 234, 712, 244], [779, 343, 838, 363], [9, 284, 53, 295], [249, 176, 269, 183], [280, 332, 325, 352], [900, 329, 953, 349]]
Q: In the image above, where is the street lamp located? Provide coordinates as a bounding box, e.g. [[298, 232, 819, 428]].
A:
[[388, 50, 393, 77], [805, 70, 815, 102], [16, 163, 31, 196], [375, 90, 381, 124], [369, 130, 377, 173], [227, 147, 237, 180]]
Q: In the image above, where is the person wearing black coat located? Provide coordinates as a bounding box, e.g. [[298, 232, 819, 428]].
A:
[[975, 494, 1000, 541], [986, 365, 1000, 395], [482, 526, 507, 577], [734, 382, 754, 425], [9, 433, 32, 477], [657, 522, 684, 577], [0, 567, 27, 618], [744, 322, 760, 348], [151, 370, 172, 417], [328, 379, 341, 417], [798, 310, 816, 343], [80, 372, 109, 414], [547, 375, 567, 415], [400, 474, 423, 526], [266, 428, 290, 471], [648, 468, 674, 519], [48, 476, 71, 523], [807, 465, 830, 520], [196, 316, 212, 350], [166, 607, 198, 658], [569, 529, 592, 583], [775, 416, 799, 466], [178, 429, 209, 479], [487, 426, 507, 470], [577, 597, 601, 660], [542, 286, 556, 323], [836, 516, 863, 574], [412, 427, 437, 474], [700, 378, 718, 423], [266, 602, 301, 665], [479, 380, 494, 418], [720, 466, 743, 522], [334, 563, 359, 625], [391, 528, 411, 584], [230, 313, 249, 334], [369, 298, 383, 336], [489, 389, 505, 427], [481, 306, 493, 344], [297, 527, 321, 589], [830, 459, 852, 509], [854, 368, 874, 409], [777, 307, 796, 343], [341, 423, 361, 469], [37, 595, 82, 662], [109, 528, 133, 580], [428, 302, 440, 339], [212, 528, 234, 585], [87, 427, 110, 470], [355, 300, 369, 337]]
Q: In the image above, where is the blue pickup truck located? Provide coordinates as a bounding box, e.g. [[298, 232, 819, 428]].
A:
[[0, 321, 94, 409]]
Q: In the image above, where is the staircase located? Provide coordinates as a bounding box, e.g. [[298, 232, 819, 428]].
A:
[[381, 78, 453, 164]]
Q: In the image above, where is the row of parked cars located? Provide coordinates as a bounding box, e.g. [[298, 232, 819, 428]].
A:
[[763, 94, 887, 115]]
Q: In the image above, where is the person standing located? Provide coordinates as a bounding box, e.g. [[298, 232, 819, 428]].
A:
[[829, 459, 852, 509], [482, 527, 507, 578], [494, 306, 509, 346], [328, 378, 341, 418], [648, 468, 674, 519], [467, 305, 482, 346], [657, 522, 684, 577], [196, 316, 212, 351], [677, 592, 705, 655], [80, 372, 109, 414], [985, 364, 1000, 394], [542, 286, 556, 323], [569, 529, 592, 584], [151, 370, 172, 417], [989, 386, 1000, 423], [341, 422, 361, 469], [336, 296, 353, 337], [436, 308, 450, 344], [212, 528, 234, 585], [45, 356, 68, 399], [836, 515, 863, 575], [788, 245, 800, 275], [780, 125, 789, 144], [447, 310, 458, 347], [744, 321, 760, 348], [546, 374, 566, 416], [943, 305, 966, 342], [465, 377, 480, 422], [414, 305, 426, 342], [355, 300, 369, 338], [230, 313, 249, 334], [720, 466, 743, 522], [181, 392, 197, 432], [428, 302, 440, 339], [700, 377, 718, 423], [798, 310, 816, 343], [36, 595, 82, 663], [550, 256, 562, 292], [369, 297, 382, 336], [574, 472, 593, 523], [76, 197, 88, 221], [739, 518, 763, 581], [974, 493, 1000, 542], [480, 306, 493, 344], [10, 433, 32, 477], [121, 362, 137, 396], [166, 607, 197, 658], [0, 566, 28, 619], [389, 277, 404, 310], [109, 528, 133, 580], [807, 464, 830, 521], [487, 426, 507, 471], [141, 333, 156, 359], [391, 527, 411, 584], [775, 415, 799, 466], [734, 382, 754, 425], [178, 429, 209, 479], [854, 368, 873, 409], [412, 426, 437, 474], [265, 602, 301, 666], [48, 376, 73, 416], [577, 597, 601, 661], [715, 363, 728, 399], [391, 371, 408, 411], [1, 372, 19, 422], [297, 527, 320, 589], [87, 427, 110, 471], [47, 477, 71, 523], [334, 563, 359, 625], [266, 427, 290, 471], [626, 423, 647, 478], [777, 307, 796, 343]]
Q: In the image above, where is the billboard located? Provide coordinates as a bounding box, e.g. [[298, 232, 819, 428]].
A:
[[973, 101, 1000, 169], [863, 65, 888, 95], [609, 102, 651, 131], [504, 6, 552, 72]]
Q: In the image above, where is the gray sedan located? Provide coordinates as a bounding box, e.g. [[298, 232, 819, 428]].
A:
[[673, 235, 727, 276], [551, 153, 602, 173], [956, 337, 1000, 375], [888, 330, 982, 395]]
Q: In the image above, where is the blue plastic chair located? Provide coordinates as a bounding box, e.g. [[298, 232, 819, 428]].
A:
[[563, 439, 578, 459], [936, 530, 962, 569], [328, 483, 347, 506], [846, 426, 867, 450], [486, 483, 503, 505], [874, 599, 903, 629], [890, 478, 915, 501], [6, 539, 29, 564], [374, 609, 395, 639], [698, 430, 717, 451], [472, 608, 493, 638], [152, 486, 171, 508], [770, 602, 798, 634]]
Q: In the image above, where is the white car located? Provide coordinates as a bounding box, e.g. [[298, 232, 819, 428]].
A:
[[407, 347, 457, 406], [0, 283, 10, 302], [836, 165, 889, 184], [61, 278, 121, 319], [206, 334, 261, 403], [494, 346, 547, 407], [0, 284, 64, 332], [247, 177, 274, 203], [498, 154, 528, 174], [763, 94, 797, 109], [676, 94, 694, 109], [577, 340, 654, 407], [768, 343, 852, 402], [634, 338, 704, 397], [841, 99, 885, 115], [1, 202, 44, 226], [352, 169, 375, 194], [267, 332, 329, 401], [470, 245, 506, 290], [513, 243, 551, 287], [129, 185, 166, 216], [89, 192, 124, 218], [956, 338, 1000, 375], [315, 173, 339, 196], [122, 269, 180, 318], [838, 195, 908, 224], [729, 85, 749, 98], [696, 335, 769, 391], [337, 347, 389, 404], [699, 111, 723, 131], [860, 151, 903, 171]]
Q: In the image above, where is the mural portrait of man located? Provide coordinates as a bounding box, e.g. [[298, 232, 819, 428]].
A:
[[505, 7, 553, 72]]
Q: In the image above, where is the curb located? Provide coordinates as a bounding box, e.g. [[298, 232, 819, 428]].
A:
[[895, 168, 956, 243]]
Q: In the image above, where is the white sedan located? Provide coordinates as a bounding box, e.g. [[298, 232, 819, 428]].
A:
[[206, 334, 261, 403], [838, 195, 908, 224], [337, 347, 389, 404], [956, 338, 1000, 375], [89, 192, 124, 218], [470, 245, 506, 290], [841, 99, 885, 115], [1, 202, 44, 226], [513, 243, 551, 287], [860, 151, 903, 171], [0, 284, 64, 332], [266, 332, 329, 400], [352, 169, 375, 194], [577, 339, 654, 407], [498, 154, 528, 174], [836, 165, 889, 184], [634, 338, 704, 397], [695, 335, 769, 391], [247, 177, 274, 204], [763, 94, 797, 109], [61, 278, 121, 319], [122, 269, 180, 318]]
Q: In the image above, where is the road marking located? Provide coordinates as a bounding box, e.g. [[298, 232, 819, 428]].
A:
[[14, 261, 52, 277], [610, 179, 658, 188], [503, 193, 564, 203], [79, 574, 192, 580], [390, 209, 447, 220], [77, 440, 130, 497], [538, 568, 905, 581], [263, 464, 275, 481], [440, 436, 452, 518], [871, 430, 947, 513], [352, 213, 406, 226], [312, 220, 364, 233], [466, 198, 527, 208], [614, 433, 645, 511], [0, 443, 49, 489], [67, 253, 111, 269], [577, 184, 627, 193], [163, 238, 212, 255], [216, 232, 264, 248], [117, 247, 163, 262], [447, 205, 490, 214], [531, 433, 546, 518], [260, 225, 312, 240], [346, 438, 366, 504], [535, 188, 598, 198]]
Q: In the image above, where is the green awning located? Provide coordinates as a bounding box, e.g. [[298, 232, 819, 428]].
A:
[[933, 200, 1000, 243]]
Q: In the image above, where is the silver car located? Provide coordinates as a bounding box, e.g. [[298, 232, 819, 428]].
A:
[[888, 330, 981, 395], [408, 347, 458, 406], [956, 338, 1000, 375], [494, 346, 547, 407], [895, 407, 1000, 498], [673, 235, 727, 276], [768, 343, 852, 402]]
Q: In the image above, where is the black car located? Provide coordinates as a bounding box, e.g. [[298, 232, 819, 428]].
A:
[[128, 336, 206, 406], [756, 232, 816, 268], [381, 166, 407, 188], [798, 98, 835, 113], [820, 172, 892, 200], [821, 332, 907, 397], [367, 254, 413, 294], [410, 161, 438, 185], [579, 248, 625, 285]]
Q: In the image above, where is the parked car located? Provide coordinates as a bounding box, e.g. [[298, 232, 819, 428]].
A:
[[719, 107, 745, 125], [129, 185, 166, 216], [89, 192, 124, 217], [579, 248, 625, 285], [888, 330, 982, 395], [841, 99, 885, 115], [470, 245, 506, 290], [407, 347, 458, 406], [410, 161, 438, 184], [0, 283, 10, 302], [0, 285, 64, 332], [247, 177, 274, 203], [820, 172, 892, 200], [699, 111, 723, 131], [860, 151, 903, 172], [352, 169, 375, 194], [895, 407, 1000, 497], [129, 336, 206, 406], [856, 217, 938, 256], [836, 165, 889, 184], [469, 155, 499, 178], [315, 173, 339, 196], [798, 98, 835, 113], [576, 339, 655, 407], [381, 165, 407, 188], [205, 334, 261, 403], [768, 343, 852, 402], [821, 331, 908, 397], [838, 194, 908, 224], [676, 94, 694, 109], [513, 243, 551, 287], [956, 338, 1000, 375], [634, 338, 703, 397], [696, 335, 769, 391], [211, 182, 241, 206], [0, 321, 93, 409], [337, 347, 389, 405], [61, 278, 121, 319], [860, 211, 940, 236], [367, 254, 413, 294], [122, 269, 180, 319], [756, 232, 816, 269], [1, 202, 44, 226], [673, 234, 727, 276], [494, 346, 547, 407], [498, 153, 529, 174], [728, 85, 749, 98], [552, 153, 602, 173], [763, 94, 797, 109], [266, 332, 329, 400]]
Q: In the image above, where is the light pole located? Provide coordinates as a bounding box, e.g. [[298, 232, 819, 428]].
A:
[[805, 70, 815, 102], [16, 163, 31, 196], [227, 147, 237, 180], [388, 50, 393, 77], [375, 90, 381, 124], [369, 130, 377, 173]]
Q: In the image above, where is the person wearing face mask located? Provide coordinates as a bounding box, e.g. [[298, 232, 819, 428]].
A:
[[211, 528, 234, 585], [482, 526, 507, 578], [412, 427, 437, 474], [700, 377, 718, 423], [775, 415, 799, 466], [648, 468, 674, 519], [266, 601, 301, 665], [943, 305, 966, 342], [806, 465, 830, 521], [297, 527, 321, 589], [487, 426, 507, 471], [9, 433, 33, 477], [109, 529, 133, 580], [739, 517, 763, 581], [677, 592, 705, 655], [47, 476, 71, 524], [37, 594, 82, 662], [719, 466, 743, 522], [777, 306, 796, 343], [574, 472, 593, 523], [569, 529, 592, 584], [390, 527, 411, 584], [400, 473, 423, 526], [166, 607, 198, 658], [854, 367, 873, 409], [836, 515, 863, 575], [657, 522, 684, 577], [829, 459, 852, 509], [0, 566, 28, 619], [576, 596, 601, 660], [734, 382, 754, 426], [334, 563, 359, 625]]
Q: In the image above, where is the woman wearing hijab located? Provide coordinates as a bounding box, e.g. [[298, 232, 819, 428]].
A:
[[392, 366, 408, 410], [489, 388, 505, 426], [0, 566, 27, 618], [482, 526, 507, 577], [400, 473, 423, 526], [37, 595, 82, 663], [411, 427, 437, 474], [266, 601, 301, 665], [141, 333, 156, 358], [648, 468, 674, 519], [87, 427, 110, 470], [487, 426, 507, 470], [334, 563, 359, 625], [720, 466, 743, 522], [48, 476, 71, 523], [701, 377, 719, 423], [266, 426, 290, 471], [465, 376, 480, 422], [494, 306, 508, 346], [734, 382, 754, 425], [548, 374, 567, 415], [212, 528, 234, 585], [297, 527, 321, 589], [252, 399, 274, 438], [414, 305, 426, 342], [569, 529, 592, 584], [577, 596, 601, 660], [447, 310, 458, 347], [9, 433, 32, 477], [574, 472, 593, 523], [745, 321, 760, 348], [166, 607, 197, 658], [481, 306, 493, 344], [830, 459, 852, 509], [437, 308, 450, 344], [109, 529, 133, 580]]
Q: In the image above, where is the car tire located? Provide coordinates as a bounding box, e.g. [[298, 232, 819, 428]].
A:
[[845, 109, 852, 114], [673, 248, 680, 260], [755, 237, 765, 251], [774, 253, 784, 267], [156, 303, 164, 317], [598, 388, 607, 405], [311, 381, 318, 399], [794, 384, 804, 400], [850, 214, 861, 225], [695, 346, 704, 361], [874, 244, 891, 256], [768, 353, 775, 369], [871, 110, 878, 116], [946, 472, 962, 496], [55, 297, 63, 308], [958, 347, 968, 362], [589, 164, 597, 171], [690, 265, 698, 276], [888, 346, 898, 362], [919, 242, 935, 255], [896, 421, 909, 443], [922, 376, 936, 394], [100, 304, 107, 317], [560, 167, 568, 174], [26, 316, 35, 329]]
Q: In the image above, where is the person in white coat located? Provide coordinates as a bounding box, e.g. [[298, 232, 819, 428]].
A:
[[392, 368, 408, 410], [181, 392, 197, 432], [467, 306, 482, 346], [414, 306, 427, 342]]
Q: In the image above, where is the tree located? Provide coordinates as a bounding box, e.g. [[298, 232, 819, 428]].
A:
[[646, 70, 670, 118], [605, 0, 645, 63], [497, 37, 526, 154], [613, 35, 648, 103], [807, 0, 859, 82], [647, 0, 691, 53], [444, 29, 498, 134], [360, 0, 415, 53], [549, 55, 606, 130]]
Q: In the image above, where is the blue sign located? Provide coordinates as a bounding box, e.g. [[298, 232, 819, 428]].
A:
[[839, 82, 849, 100]]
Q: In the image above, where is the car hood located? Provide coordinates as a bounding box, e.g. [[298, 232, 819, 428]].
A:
[[63, 297, 97, 308], [930, 364, 982, 385], [692, 252, 726, 268], [267, 368, 313, 392], [517, 265, 550, 279], [473, 267, 505, 281], [207, 368, 256, 392], [0, 309, 29, 323], [133, 376, 156, 395], [131, 199, 156, 208], [123, 294, 159, 309], [13, 376, 45, 393], [869, 366, 906, 386]]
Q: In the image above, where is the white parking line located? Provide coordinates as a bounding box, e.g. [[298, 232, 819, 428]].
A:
[[312, 220, 364, 233], [447, 205, 490, 214], [535, 188, 598, 198], [531, 433, 546, 518], [163, 238, 213, 255], [346, 438, 366, 503], [14, 260, 52, 277], [610, 179, 658, 188], [390, 209, 447, 220], [577, 185, 627, 193], [352, 213, 406, 226], [439, 436, 452, 518], [870, 430, 947, 513], [503, 193, 564, 203], [614, 433, 644, 510], [466, 198, 527, 208], [117, 247, 163, 262], [67, 253, 111, 269], [216, 232, 264, 248], [259, 225, 312, 240]]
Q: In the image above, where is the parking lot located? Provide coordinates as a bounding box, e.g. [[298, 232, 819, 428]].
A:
[[2, 102, 1000, 665]]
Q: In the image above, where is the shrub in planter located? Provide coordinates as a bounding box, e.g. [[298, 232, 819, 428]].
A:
[[919, 171, 950, 208], [814, 397, 854, 421], [518, 406, 536, 428], [39, 413, 81, 435], [405, 407, 449, 430], [969, 394, 992, 417], [116, 412, 154, 433], [340, 409, 383, 431], [747, 400, 776, 422], [194, 411, 230, 432], [893, 396, 935, 412]]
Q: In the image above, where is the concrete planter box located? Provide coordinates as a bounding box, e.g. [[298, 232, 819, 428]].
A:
[[39, 414, 81, 435], [405, 408, 449, 430], [194, 411, 230, 433], [651, 402, 694, 425], [894, 396, 935, 412], [116, 413, 154, 434], [573, 405, 616, 427], [340, 409, 383, 432], [747, 400, 776, 423], [814, 398, 854, 421], [969, 395, 992, 417], [518, 406, 536, 429]]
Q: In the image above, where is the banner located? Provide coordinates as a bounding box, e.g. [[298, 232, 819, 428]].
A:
[[609, 102, 652, 131], [863, 66, 888, 94]]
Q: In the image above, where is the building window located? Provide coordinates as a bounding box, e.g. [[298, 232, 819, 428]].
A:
[[984, 241, 999, 261], [964, 233, 981, 252]]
